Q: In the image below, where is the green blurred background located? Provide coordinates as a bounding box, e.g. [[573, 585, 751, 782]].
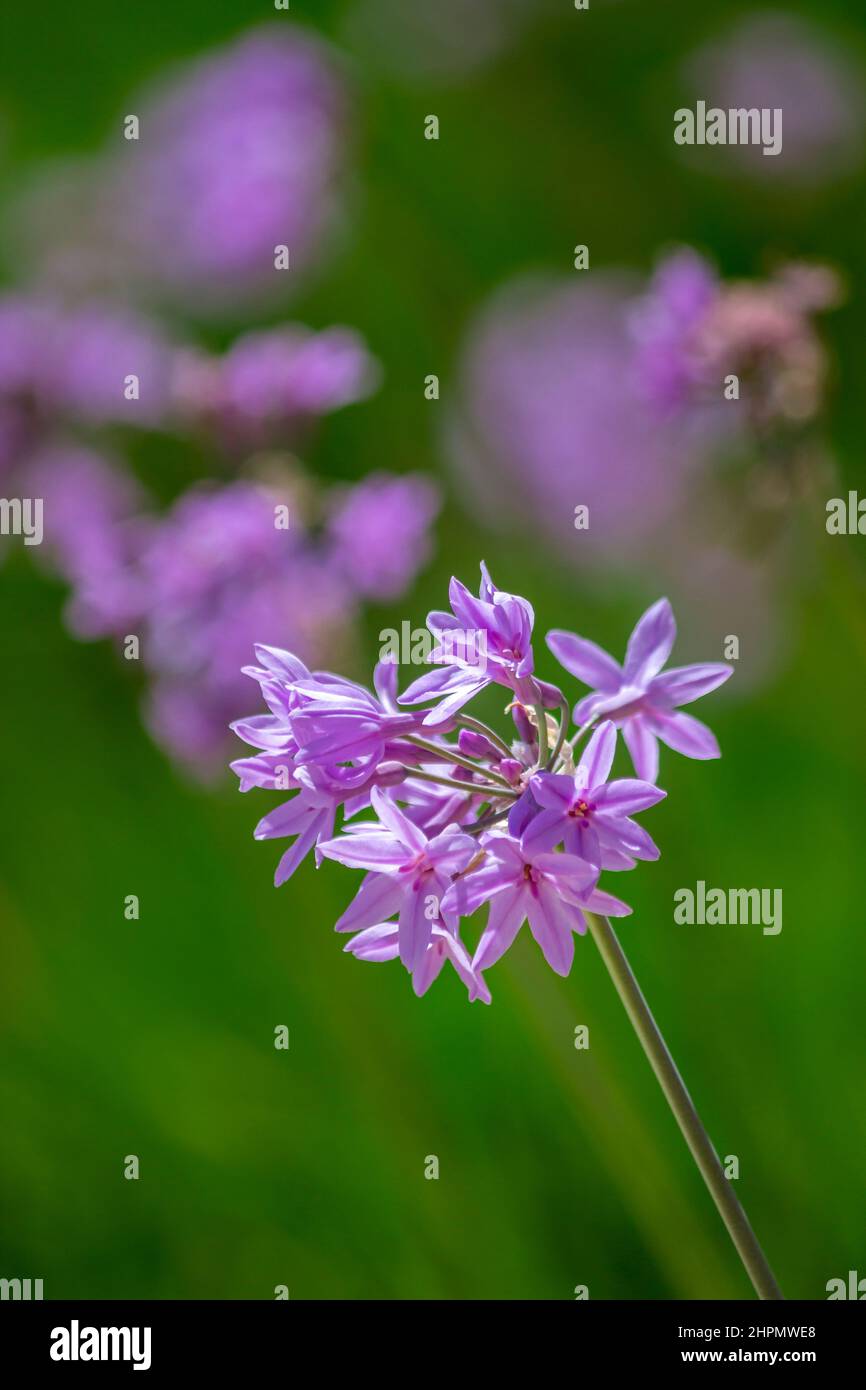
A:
[[1, 0, 865, 1299]]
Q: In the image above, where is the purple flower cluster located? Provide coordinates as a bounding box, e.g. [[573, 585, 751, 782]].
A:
[[233, 565, 732, 1001], [24, 460, 438, 776], [10, 26, 351, 314], [0, 294, 378, 470]]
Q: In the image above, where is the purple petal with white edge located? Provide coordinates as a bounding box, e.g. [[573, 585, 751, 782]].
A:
[[370, 785, 428, 854], [649, 662, 733, 708], [344, 923, 401, 962], [253, 645, 311, 683], [473, 883, 528, 971], [593, 779, 667, 815], [231, 714, 294, 750], [527, 887, 576, 976], [316, 830, 408, 870], [335, 872, 404, 933], [623, 597, 676, 685], [546, 630, 622, 690], [650, 710, 721, 760], [373, 658, 400, 711], [398, 885, 434, 972], [622, 716, 659, 783], [579, 720, 617, 788]]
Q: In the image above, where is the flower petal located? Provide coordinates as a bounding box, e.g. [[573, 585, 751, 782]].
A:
[[473, 884, 527, 971], [335, 872, 404, 933], [579, 720, 617, 788], [623, 597, 676, 685], [344, 923, 401, 961], [593, 779, 666, 815], [649, 662, 733, 708], [622, 716, 659, 783], [651, 710, 721, 760], [546, 630, 622, 690], [527, 887, 576, 976]]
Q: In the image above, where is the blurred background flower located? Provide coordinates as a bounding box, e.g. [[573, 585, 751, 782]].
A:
[[446, 248, 840, 688], [5, 25, 353, 314], [679, 12, 866, 186]]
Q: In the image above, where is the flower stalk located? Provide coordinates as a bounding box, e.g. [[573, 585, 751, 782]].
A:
[[584, 909, 784, 1301]]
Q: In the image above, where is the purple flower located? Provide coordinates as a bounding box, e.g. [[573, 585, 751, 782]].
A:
[[524, 721, 666, 868], [343, 920, 490, 1004], [399, 561, 537, 726], [327, 473, 440, 601], [682, 14, 866, 186], [117, 26, 350, 311], [318, 787, 477, 972], [547, 598, 733, 782], [175, 326, 381, 449], [232, 579, 720, 1001], [442, 834, 618, 978], [629, 249, 719, 416]]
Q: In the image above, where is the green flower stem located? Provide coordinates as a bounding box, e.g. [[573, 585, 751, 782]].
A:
[[405, 735, 513, 789], [407, 767, 518, 799], [533, 703, 549, 767], [547, 697, 571, 770], [584, 911, 784, 1301]]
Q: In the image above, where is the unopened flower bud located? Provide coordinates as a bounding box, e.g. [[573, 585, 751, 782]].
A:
[[458, 728, 497, 760]]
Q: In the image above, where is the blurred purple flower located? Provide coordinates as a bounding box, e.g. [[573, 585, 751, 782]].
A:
[[327, 473, 440, 601], [23, 464, 437, 778], [119, 26, 351, 310], [20, 444, 151, 635], [448, 275, 703, 553], [175, 325, 380, 449], [629, 249, 719, 416], [682, 13, 866, 185], [8, 26, 351, 313]]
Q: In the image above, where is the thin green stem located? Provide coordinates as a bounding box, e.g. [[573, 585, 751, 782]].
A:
[[405, 734, 512, 788], [407, 767, 518, 799], [533, 703, 549, 768], [584, 911, 784, 1302], [547, 697, 570, 770]]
